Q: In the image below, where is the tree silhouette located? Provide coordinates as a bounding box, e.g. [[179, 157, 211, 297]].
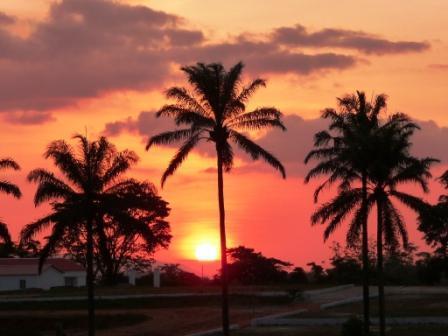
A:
[[418, 200, 448, 260], [147, 62, 286, 335], [305, 91, 386, 334], [0, 158, 22, 244], [21, 135, 140, 336], [59, 181, 171, 285], [308, 108, 437, 336], [366, 114, 437, 336]]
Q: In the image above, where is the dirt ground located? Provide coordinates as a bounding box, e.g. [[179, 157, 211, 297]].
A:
[[0, 302, 309, 336]]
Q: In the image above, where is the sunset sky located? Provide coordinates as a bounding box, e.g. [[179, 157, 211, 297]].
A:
[[1, 0, 448, 274]]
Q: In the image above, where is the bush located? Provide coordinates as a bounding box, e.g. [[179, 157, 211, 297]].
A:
[[340, 316, 364, 336]]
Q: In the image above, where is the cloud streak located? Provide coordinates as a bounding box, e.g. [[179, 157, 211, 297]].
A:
[[272, 24, 430, 55], [0, 0, 430, 123], [105, 112, 448, 177]]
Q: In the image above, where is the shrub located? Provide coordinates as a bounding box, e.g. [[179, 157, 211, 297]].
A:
[[340, 316, 364, 336]]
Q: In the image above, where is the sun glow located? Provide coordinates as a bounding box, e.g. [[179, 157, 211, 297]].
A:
[[195, 243, 219, 261]]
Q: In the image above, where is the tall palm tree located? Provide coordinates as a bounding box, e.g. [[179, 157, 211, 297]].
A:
[[0, 158, 22, 244], [305, 91, 386, 334], [366, 116, 438, 336], [309, 112, 437, 336], [21, 135, 139, 336], [146, 62, 286, 335]]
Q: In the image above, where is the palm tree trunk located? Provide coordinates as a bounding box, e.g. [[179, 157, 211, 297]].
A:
[[86, 216, 96, 336], [376, 197, 386, 336], [361, 173, 370, 335], [217, 148, 230, 336]]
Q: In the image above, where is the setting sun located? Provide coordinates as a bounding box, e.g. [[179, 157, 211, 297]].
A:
[[195, 243, 219, 261]]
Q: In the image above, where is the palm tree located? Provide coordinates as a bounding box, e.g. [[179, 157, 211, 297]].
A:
[[21, 135, 139, 336], [367, 117, 438, 336], [0, 158, 22, 244], [309, 111, 437, 336], [305, 91, 386, 334], [146, 62, 286, 335]]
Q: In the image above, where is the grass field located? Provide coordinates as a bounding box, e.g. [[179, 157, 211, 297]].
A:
[[0, 313, 148, 336], [0, 293, 294, 311]]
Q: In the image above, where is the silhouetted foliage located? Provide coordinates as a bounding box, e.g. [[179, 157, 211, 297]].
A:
[[305, 91, 388, 334], [340, 316, 365, 336], [418, 202, 448, 259], [0, 239, 42, 258], [223, 246, 292, 285], [58, 181, 171, 285], [21, 135, 170, 336], [147, 61, 286, 336], [306, 262, 326, 283], [288, 267, 309, 284], [415, 252, 448, 284], [326, 242, 363, 284], [306, 91, 438, 336], [136, 264, 204, 287], [0, 158, 22, 245]]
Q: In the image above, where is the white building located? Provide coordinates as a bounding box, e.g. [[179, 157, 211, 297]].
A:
[[0, 258, 86, 291]]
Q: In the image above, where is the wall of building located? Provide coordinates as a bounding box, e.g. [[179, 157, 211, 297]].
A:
[[0, 268, 86, 291]]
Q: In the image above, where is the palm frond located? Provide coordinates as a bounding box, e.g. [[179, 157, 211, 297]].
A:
[[165, 86, 209, 117], [181, 63, 222, 115], [146, 129, 197, 150], [390, 190, 430, 214], [0, 180, 21, 198], [27, 169, 74, 205], [236, 78, 266, 104], [0, 221, 11, 244], [230, 130, 285, 178], [346, 194, 375, 246], [0, 158, 20, 171], [311, 188, 363, 227], [45, 140, 84, 188], [228, 108, 285, 131], [158, 105, 215, 128], [101, 150, 138, 187], [20, 212, 63, 243], [38, 223, 67, 273], [161, 134, 201, 187]]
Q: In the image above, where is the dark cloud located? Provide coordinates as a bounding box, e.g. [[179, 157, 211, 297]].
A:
[[272, 24, 430, 55], [105, 112, 448, 177], [0, 12, 15, 25], [104, 111, 176, 138], [2, 111, 55, 125], [177, 40, 356, 75], [0, 0, 200, 116], [0, 0, 429, 124]]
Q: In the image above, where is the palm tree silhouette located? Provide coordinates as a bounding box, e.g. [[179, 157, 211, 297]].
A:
[[305, 91, 386, 334], [0, 158, 22, 244], [147, 62, 286, 335], [21, 135, 139, 336], [308, 108, 437, 336], [365, 114, 437, 336]]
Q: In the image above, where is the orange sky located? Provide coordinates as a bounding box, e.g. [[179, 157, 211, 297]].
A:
[[0, 0, 447, 274]]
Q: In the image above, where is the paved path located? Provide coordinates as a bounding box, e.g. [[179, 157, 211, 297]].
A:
[[306, 286, 448, 305]]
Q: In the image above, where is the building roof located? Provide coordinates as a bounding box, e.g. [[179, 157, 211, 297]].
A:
[[0, 258, 85, 276]]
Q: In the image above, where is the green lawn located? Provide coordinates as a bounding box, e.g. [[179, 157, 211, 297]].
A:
[[0, 313, 148, 336]]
